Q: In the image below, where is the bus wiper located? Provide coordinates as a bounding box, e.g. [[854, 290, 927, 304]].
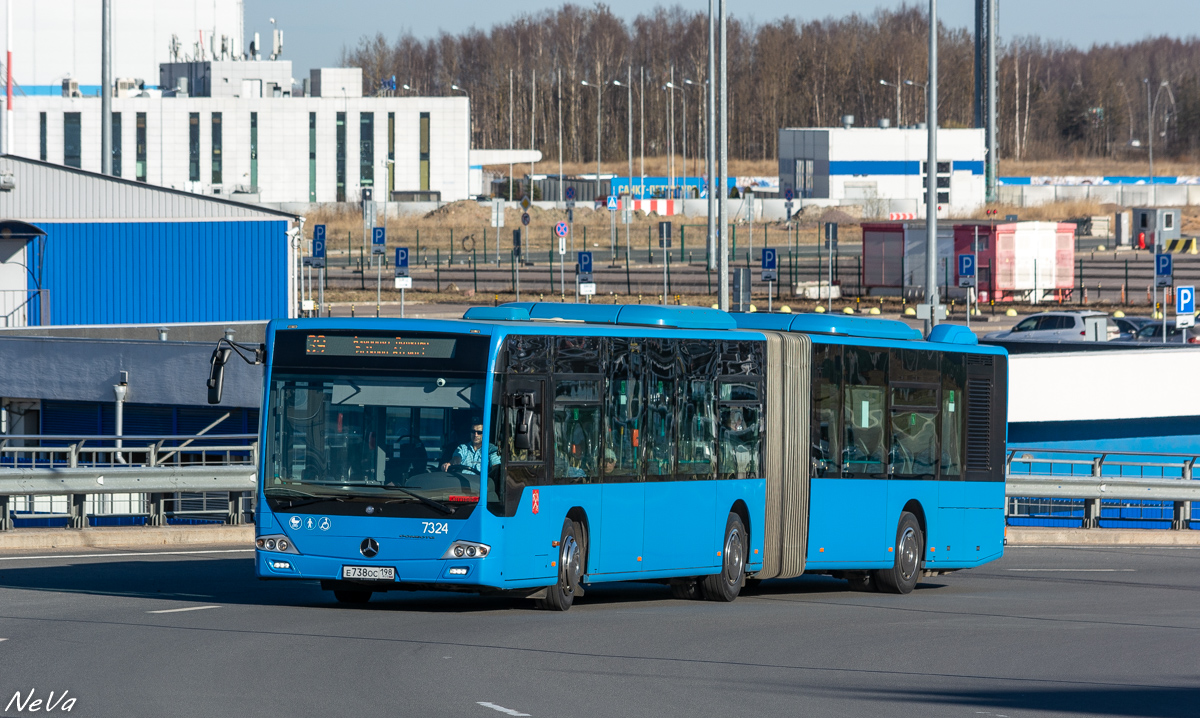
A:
[[381, 485, 455, 515], [333, 482, 455, 515], [265, 486, 347, 509]]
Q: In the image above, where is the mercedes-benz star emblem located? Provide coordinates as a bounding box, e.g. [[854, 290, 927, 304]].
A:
[[360, 538, 379, 558]]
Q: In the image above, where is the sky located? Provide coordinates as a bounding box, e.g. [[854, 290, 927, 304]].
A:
[[245, 0, 1200, 75]]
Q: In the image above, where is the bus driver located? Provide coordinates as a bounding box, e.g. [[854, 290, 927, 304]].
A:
[[441, 419, 501, 474]]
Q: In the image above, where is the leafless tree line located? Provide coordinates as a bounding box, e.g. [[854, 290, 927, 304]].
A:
[[341, 3, 1200, 169]]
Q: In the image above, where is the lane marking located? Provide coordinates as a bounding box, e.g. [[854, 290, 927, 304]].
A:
[[0, 638, 7, 642], [146, 605, 221, 614], [1003, 571, 1132, 576], [0, 549, 253, 562], [477, 702, 530, 716]]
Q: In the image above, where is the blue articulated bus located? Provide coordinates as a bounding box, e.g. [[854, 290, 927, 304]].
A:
[[241, 303, 1008, 609]]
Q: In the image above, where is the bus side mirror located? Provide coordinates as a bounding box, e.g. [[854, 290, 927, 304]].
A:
[[207, 347, 232, 404], [512, 392, 535, 451]]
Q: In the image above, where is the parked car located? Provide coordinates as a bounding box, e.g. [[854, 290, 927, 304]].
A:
[[1119, 322, 1200, 344], [1111, 315, 1159, 340], [983, 311, 1120, 342]]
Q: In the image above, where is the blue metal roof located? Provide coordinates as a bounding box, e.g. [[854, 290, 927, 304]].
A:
[[731, 312, 922, 341], [928, 324, 979, 345]]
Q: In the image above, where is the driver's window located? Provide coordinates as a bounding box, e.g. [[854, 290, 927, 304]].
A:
[[1013, 318, 1039, 332]]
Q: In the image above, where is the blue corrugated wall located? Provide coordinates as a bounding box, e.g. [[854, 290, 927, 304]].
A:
[[27, 220, 289, 325]]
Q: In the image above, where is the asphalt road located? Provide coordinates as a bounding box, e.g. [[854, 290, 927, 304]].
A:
[[0, 545, 1195, 717]]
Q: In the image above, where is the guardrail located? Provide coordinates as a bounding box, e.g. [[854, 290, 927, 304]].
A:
[[0, 434, 258, 531], [1006, 448, 1199, 530]]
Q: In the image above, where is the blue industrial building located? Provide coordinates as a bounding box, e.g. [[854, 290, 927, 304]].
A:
[[0, 155, 297, 327]]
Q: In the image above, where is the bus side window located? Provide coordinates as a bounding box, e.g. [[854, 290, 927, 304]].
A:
[[811, 343, 842, 477], [718, 380, 762, 480], [843, 347, 888, 478], [503, 376, 546, 512], [941, 354, 966, 478], [604, 338, 644, 481], [552, 379, 600, 484], [644, 339, 676, 479], [678, 340, 719, 480]]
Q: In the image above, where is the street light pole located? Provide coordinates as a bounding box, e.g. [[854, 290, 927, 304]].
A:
[[879, 79, 901, 126], [925, 0, 940, 335], [718, 0, 729, 311], [614, 70, 635, 258], [707, 0, 717, 272], [581, 80, 605, 204], [1145, 78, 1154, 180]]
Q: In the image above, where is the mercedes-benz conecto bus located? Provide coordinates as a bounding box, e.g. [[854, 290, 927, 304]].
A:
[[225, 304, 1007, 609]]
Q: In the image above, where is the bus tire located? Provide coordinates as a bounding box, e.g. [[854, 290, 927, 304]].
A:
[[537, 518, 583, 611], [845, 571, 878, 592], [702, 512, 747, 602], [874, 512, 923, 595], [333, 589, 372, 604]]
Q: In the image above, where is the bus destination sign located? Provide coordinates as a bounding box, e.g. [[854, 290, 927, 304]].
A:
[[305, 335, 457, 358]]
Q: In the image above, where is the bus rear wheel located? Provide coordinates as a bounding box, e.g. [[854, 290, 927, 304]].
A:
[[537, 518, 584, 611], [702, 512, 746, 602], [333, 588, 373, 604], [874, 512, 923, 595]]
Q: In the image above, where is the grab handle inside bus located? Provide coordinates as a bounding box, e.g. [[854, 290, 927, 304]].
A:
[[513, 392, 536, 450]]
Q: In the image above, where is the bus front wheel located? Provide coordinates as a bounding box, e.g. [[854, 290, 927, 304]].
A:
[[874, 512, 923, 594], [537, 518, 584, 611], [702, 512, 746, 602]]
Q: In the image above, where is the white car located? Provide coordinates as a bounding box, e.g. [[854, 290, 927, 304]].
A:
[[984, 311, 1120, 342]]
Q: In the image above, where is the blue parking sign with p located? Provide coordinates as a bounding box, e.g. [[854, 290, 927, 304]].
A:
[[578, 251, 593, 276], [395, 247, 409, 277], [372, 226, 386, 255], [761, 248, 776, 270], [1178, 285, 1195, 315], [958, 253, 977, 288], [1156, 253, 1173, 287]]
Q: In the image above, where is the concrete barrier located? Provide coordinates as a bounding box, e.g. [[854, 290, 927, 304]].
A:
[[1006, 526, 1200, 547], [0, 525, 253, 551]]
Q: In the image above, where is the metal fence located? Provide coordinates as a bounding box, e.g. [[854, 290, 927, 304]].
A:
[[0, 433, 257, 530], [1005, 448, 1199, 530]]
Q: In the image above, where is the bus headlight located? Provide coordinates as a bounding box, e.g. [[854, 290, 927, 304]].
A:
[[441, 541, 490, 559], [256, 534, 300, 554]]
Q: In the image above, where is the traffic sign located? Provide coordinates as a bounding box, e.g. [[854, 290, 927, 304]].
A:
[[306, 225, 327, 269], [491, 199, 505, 228], [394, 247, 409, 277], [579, 282, 596, 296], [520, 196, 531, 210], [658, 221, 672, 249], [554, 222, 570, 238], [521, 212, 530, 226], [1156, 253, 1173, 288], [784, 187, 795, 202], [761, 248, 777, 282], [1177, 285, 1195, 316], [958, 253, 977, 288], [606, 196, 619, 211], [371, 227, 386, 255], [565, 186, 576, 201], [577, 251, 593, 282]]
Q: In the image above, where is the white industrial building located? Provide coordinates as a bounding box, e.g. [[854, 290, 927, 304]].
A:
[[6, 66, 474, 204], [2, 0, 248, 91], [778, 125, 986, 217]]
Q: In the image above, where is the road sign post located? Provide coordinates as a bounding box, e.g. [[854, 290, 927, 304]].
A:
[[491, 199, 505, 265], [513, 229, 522, 302], [761, 248, 777, 312], [1176, 285, 1195, 342], [1156, 253, 1174, 343], [310, 225, 327, 316], [394, 247, 411, 317], [577, 251, 594, 303], [371, 227, 386, 317], [824, 222, 838, 313], [658, 222, 673, 305], [555, 222, 570, 295]]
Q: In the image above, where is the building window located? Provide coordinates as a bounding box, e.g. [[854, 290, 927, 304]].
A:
[[387, 111, 395, 195], [111, 112, 122, 177], [63, 112, 82, 168], [308, 112, 317, 202], [211, 112, 223, 185], [135, 112, 147, 182], [336, 111, 346, 202], [250, 112, 259, 192], [360, 112, 374, 192], [39, 112, 47, 161], [419, 112, 430, 192], [795, 159, 814, 199], [188, 112, 200, 182]]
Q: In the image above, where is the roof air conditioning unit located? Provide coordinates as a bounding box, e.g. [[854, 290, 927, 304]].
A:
[[841, 115, 855, 129]]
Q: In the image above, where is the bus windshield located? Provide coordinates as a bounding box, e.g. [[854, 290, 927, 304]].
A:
[[264, 372, 490, 517]]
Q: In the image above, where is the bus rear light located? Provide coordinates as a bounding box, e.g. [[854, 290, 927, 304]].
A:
[[442, 541, 490, 559]]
